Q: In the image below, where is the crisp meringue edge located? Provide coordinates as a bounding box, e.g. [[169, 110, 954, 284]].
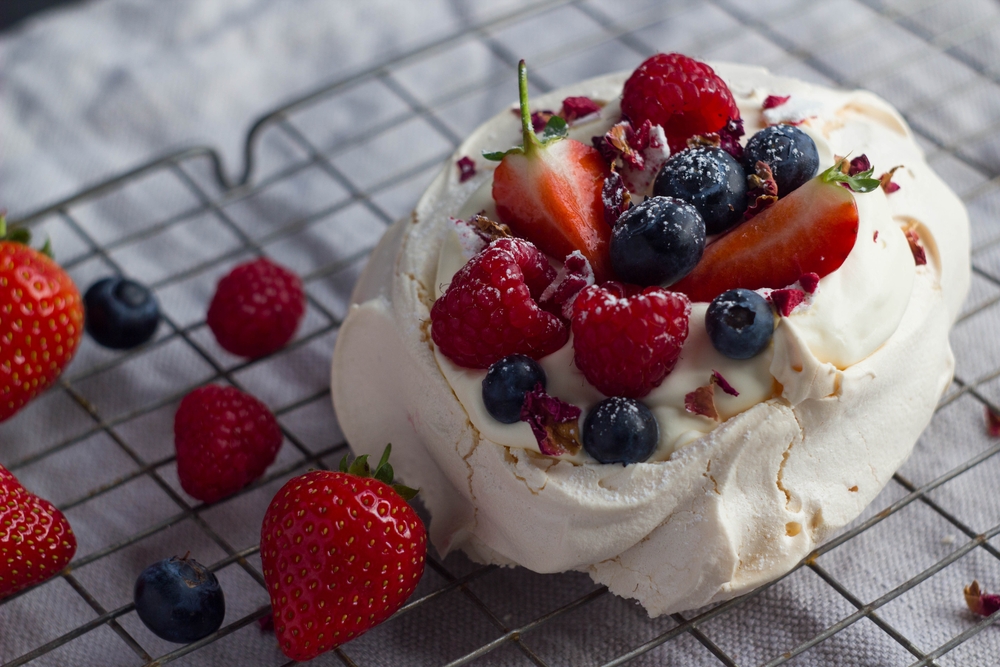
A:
[[330, 64, 970, 616]]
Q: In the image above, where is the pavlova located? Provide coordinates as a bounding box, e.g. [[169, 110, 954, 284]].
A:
[[331, 54, 970, 615]]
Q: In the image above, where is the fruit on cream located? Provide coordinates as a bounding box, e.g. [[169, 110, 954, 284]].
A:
[[331, 62, 970, 616]]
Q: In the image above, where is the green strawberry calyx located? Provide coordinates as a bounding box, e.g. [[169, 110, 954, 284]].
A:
[[819, 157, 882, 193], [338, 443, 418, 501], [483, 60, 569, 161], [0, 214, 53, 258]]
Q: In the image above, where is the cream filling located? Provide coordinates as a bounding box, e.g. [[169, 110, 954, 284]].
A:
[[432, 67, 918, 461]]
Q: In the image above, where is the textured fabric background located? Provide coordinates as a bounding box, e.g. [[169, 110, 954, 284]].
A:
[[3, 0, 1000, 665]]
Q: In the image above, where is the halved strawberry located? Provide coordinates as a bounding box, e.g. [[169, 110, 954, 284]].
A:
[[487, 61, 612, 281], [671, 161, 881, 303]]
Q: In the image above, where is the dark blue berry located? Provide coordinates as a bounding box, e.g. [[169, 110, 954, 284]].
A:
[[582, 397, 659, 465], [705, 288, 774, 360], [742, 125, 819, 197], [482, 355, 546, 423], [653, 146, 747, 235], [610, 196, 705, 287], [134, 556, 225, 643], [84, 276, 160, 349]]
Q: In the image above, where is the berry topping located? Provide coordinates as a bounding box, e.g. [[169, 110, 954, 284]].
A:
[[538, 251, 595, 320], [0, 218, 83, 423], [174, 385, 283, 503], [671, 159, 878, 302], [520, 383, 582, 456], [572, 283, 690, 398], [799, 272, 820, 294], [561, 96, 602, 123], [653, 146, 748, 235], [133, 555, 225, 643], [582, 397, 659, 464], [482, 355, 547, 424], [0, 464, 76, 599], [456, 156, 477, 182], [621, 53, 741, 153], [84, 276, 160, 350], [431, 237, 566, 369], [207, 257, 305, 359], [770, 288, 806, 317], [610, 196, 706, 287], [742, 125, 819, 197], [705, 288, 774, 359], [488, 61, 612, 280], [260, 446, 425, 661]]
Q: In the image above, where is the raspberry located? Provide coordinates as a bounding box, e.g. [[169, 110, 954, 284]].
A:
[[572, 283, 690, 398], [621, 53, 740, 153], [207, 257, 305, 358], [174, 385, 283, 503], [431, 238, 566, 369]]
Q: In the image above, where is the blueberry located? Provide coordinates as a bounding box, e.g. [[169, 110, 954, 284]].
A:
[[582, 397, 659, 465], [134, 555, 225, 643], [705, 289, 775, 360], [653, 146, 748, 235], [482, 355, 546, 423], [84, 276, 160, 349], [742, 125, 819, 197], [610, 196, 705, 287]]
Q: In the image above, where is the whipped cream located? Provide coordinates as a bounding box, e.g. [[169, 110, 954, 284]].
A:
[[331, 64, 970, 616]]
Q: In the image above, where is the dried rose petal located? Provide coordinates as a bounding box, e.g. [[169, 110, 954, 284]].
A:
[[712, 370, 739, 397], [532, 110, 555, 133], [456, 156, 477, 183], [599, 120, 653, 170], [879, 166, 903, 193], [799, 273, 820, 294], [685, 384, 719, 421], [539, 251, 595, 320], [470, 214, 512, 243], [873, 230, 879, 243], [848, 154, 871, 176], [602, 170, 631, 227], [561, 96, 602, 123], [745, 160, 779, 220], [986, 406, 1000, 438], [520, 383, 582, 457], [965, 581, 1000, 617], [762, 95, 790, 110], [770, 289, 805, 317], [717, 117, 745, 161], [905, 229, 928, 266]]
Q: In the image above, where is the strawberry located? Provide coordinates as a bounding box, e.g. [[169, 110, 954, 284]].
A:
[[174, 384, 283, 503], [671, 161, 881, 303], [487, 61, 612, 281], [260, 445, 426, 661], [0, 464, 76, 599], [621, 53, 741, 153], [0, 217, 83, 422]]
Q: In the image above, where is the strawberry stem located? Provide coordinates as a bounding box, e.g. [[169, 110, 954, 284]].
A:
[[517, 60, 540, 155]]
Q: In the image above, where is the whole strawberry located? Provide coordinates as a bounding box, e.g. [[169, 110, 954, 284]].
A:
[[572, 282, 691, 398], [0, 464, 76, 599], [621, 53, 740, 152], [0, 217, 83, 422], [260, 446, 425, 661], [431, 236, 566, 369], [175, 385, 283, 503], [207, 257, 305, 359]]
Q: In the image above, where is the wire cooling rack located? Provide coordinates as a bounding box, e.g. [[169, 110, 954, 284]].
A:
[[4, 0, 1000, 664]]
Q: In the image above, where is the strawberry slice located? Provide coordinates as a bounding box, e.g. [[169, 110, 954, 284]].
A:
[[488, 61, 612, 281], [671, 161, 881, 303]]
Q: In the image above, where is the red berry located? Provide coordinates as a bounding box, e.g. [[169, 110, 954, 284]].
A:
[[174, 385, 283, 503], [431, 237, 567, 369], [1, 234, 83, 422], [622, 53, 740, 153], [207, 258, 305, 359], [671, 175, 860, 303], [260, 451, 426, 662], [0, 464, 76, 599], [572, 283, 690, 398]]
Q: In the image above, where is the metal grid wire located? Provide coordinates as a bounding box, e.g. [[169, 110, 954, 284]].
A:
[[3, 0, 1000, 664]]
